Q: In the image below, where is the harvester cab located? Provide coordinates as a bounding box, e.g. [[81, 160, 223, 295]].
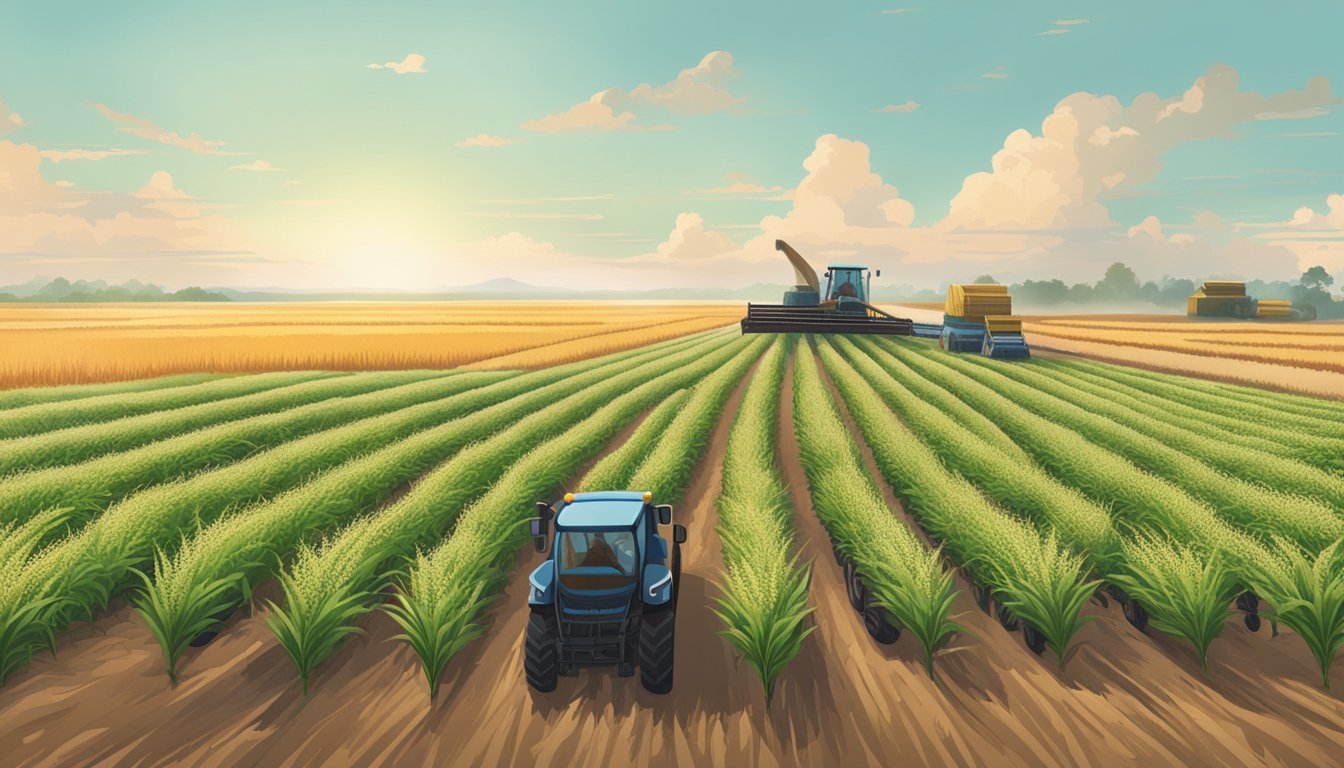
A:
[[524, 491, 685, 694]]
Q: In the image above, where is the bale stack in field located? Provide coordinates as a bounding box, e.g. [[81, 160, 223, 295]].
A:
[[946, 284, 1012, 323], [1256, 299, 1293, 318], [1187, 281, 1251, 317]]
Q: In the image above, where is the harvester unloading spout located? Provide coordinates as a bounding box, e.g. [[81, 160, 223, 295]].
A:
[[777, 239, 820, 294]]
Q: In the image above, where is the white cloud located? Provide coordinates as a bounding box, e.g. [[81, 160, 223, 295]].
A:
[[980, 66, 1008, 80], [1055, 18, 1090, 25], [228, 160, 285, 172], [684, 172, 784, 195], [466, 211, 604, 221], [522, 92, 657, 132], [875, 100, 920, 113], [367, 53, 427, 74], [1238, 194, 1344, 273], [522, 51, 743, 133], [89, 103, 249, 156], [455, 133, 520, 148], [0, 142, 246, 274], [39, 148, 148, 162], [1, 99, 25, 136], [1037, 29, 1069, 36], [943, 65, 1340, 231], [641, 212, 735, 262]]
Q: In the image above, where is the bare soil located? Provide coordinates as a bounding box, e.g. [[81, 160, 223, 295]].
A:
[[2, 344, 1344, 767]]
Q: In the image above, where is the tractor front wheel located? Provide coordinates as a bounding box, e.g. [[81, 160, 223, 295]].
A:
[[524, 609, 559, 692], [640, 607, 676, 694]]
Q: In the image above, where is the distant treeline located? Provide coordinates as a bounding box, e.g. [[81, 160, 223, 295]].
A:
[[897, 264, 1343, 320], [0, 278, 230, 303]]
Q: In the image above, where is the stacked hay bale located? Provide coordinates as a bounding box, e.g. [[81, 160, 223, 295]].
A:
[[1187, 281, 1251, 317], [1256, 299, 1293, 318], [946, 284, 1012, 322]]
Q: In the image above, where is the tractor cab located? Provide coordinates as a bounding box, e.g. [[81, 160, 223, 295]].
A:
[[525, 491, 685, 694], [824, 265, 878, 312]]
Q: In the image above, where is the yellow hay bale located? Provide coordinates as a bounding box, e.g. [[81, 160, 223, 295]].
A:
[[946, 284, 1012, 321], [1257, 299, 1291, 308], [984, 315, 1022, 334], [1200, 281, 1246, 297]]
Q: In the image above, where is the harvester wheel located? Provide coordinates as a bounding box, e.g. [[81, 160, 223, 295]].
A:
[[996, 602, 1020, 631], [843, 559, 864, 612], [862, 591, 900, 645], [1123, 599, 1149, 632], [639, 607, 675, 694], [1244, 613, 1262, 633], [524, 609, 559, 693], [1023, 624, 1047, 655]]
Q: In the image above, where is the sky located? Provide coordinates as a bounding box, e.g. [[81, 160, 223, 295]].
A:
[[2, 0, 1342, 291]]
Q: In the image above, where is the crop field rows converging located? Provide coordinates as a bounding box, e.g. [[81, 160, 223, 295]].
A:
[[1, 325, 1343, 718]]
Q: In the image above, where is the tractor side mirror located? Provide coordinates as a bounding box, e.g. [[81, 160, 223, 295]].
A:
[[656, 504, 673, 526], [532, 502, 553, 553], [876, 269, 881, 277], [673, 524, 687, 545]]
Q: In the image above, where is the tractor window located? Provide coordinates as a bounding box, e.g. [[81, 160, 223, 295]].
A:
[[830, 271, 862, 300], [559, 531, 638, 576]]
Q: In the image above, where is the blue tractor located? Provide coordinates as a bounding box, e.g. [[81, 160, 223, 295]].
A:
[[525, 491, 686, 694]]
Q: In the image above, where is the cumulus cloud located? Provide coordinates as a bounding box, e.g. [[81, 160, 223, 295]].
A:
[[455, 133, 520, 148], [39, 148, 148, 162], [228, 160, 285, 172], [0, 142, 244, 274], [1238, 194, 1344, 273], [367, 53, 427, 74], [1039, 18, 1089, 35], [89, 102, 248, 156], [684, 172, 784, 196], [522, 51, 743, 133], [1127, 215, 1194, 244], [1, 99, 25, 136], [943, 65, 1339, 231], [875, 100, 920, 113]]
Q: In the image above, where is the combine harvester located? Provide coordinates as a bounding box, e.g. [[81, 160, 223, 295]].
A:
[[910, 284, 1031, 359], [1187, 281, 1316, 321], [741, 240, 916, 335]]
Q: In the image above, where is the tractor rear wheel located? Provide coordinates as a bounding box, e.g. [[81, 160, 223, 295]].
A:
[[1023, 624, 1047, 655], [862, 591, 900, 645], [1123, 598, 1149, 632], [996, 601, 1020, 631], [843, 559, 864, 612], [640, 607, 675, 694], [524, 609, 559, 693]]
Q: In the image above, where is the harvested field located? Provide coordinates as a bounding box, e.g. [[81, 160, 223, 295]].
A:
[[0, 302, 741, 389]]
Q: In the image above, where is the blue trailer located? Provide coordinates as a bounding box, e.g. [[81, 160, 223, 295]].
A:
[[525, 491, 685, 694], [938, 315, 1031, 358]]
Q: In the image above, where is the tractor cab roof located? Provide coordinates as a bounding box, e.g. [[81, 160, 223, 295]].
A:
[[827, 264, 868, 271], [555, 491, 648, 531]]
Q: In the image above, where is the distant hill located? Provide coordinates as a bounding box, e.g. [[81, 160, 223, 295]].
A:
[[0, 278, 228, 303]]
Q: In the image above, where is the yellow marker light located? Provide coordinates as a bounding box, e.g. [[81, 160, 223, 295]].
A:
[[564, 492, 575, 503], [642, 492, 653, 503]]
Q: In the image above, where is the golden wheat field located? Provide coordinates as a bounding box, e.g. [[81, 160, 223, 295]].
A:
[[0, 302, 742, 389]]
